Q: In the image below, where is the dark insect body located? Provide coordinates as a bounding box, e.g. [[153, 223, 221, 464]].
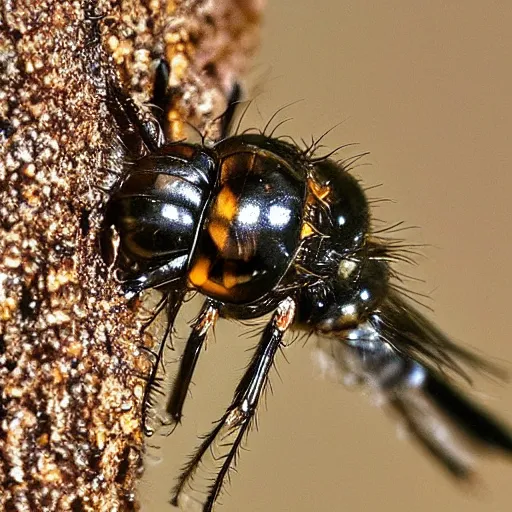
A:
[[100, 65, 512, 511]]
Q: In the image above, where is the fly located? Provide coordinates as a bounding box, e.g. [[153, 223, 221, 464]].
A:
[[100, 60, 512, 512]]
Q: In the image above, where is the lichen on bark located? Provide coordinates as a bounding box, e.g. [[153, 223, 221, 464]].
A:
[[0, 1, 263, 510]]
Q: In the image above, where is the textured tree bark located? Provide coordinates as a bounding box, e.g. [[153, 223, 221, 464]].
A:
[[0, 1, 263, 510]]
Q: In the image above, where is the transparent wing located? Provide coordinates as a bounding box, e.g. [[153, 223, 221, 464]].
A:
[[314, 291, 512, 479]]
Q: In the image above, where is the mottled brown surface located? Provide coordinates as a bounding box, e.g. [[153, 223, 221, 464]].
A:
[[160, 0, 263, 140], [0, 0, 262, 510]]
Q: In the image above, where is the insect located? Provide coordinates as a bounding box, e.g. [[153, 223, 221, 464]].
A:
[[100, 62, 512, 511]]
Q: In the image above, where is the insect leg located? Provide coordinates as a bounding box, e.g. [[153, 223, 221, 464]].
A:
[[141, 289, 185, 436], [165, 300, 219, 425], [220, 82, 242, 139], [107, 81, 163, 153], [120, 256, 189, 299], [207, 81, 242, 140], [171, 297, 296, 512], [151, 58, 170, 126]]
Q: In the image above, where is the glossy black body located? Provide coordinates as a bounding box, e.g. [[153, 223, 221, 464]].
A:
[[102, 130, 384, 325], [100, 78, 512, 512], [102, 144, 217, 292], [300, 159, 369, 274], [296, 255, 390, 332], [188, 135, 306, 305]]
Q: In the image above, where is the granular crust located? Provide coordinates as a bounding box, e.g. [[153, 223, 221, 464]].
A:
[[0, 0, 263, 510]]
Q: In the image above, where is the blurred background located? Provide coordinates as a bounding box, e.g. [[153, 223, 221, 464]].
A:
[[139, 2, 512, 511]]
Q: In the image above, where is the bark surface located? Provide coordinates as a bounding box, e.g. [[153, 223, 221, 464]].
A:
[[0, 1, 263, 510]]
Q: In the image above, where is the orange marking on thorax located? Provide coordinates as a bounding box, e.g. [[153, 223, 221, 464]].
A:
[[208, 220, 230, 251], [300, 222, 315, 239], [198, 279, 231, 299], [222, 264, 252, 289], [188, 257, 211, 287], [208, 186, 239, 251], [308, 179, 331, 201], [213, 186, 238, 221], [222, 271, 240, 290]]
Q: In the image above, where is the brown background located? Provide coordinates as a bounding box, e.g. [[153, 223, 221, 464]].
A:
[[139, 2, 512, 511]]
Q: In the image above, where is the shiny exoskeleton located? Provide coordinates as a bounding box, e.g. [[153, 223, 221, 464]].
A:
[[101, 73, 512, 512], [103, 132, 382, 323]]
